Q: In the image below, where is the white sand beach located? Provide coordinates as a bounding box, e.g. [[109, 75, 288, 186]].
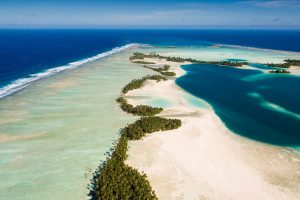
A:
[[1, 45, 299, 200], [289, 66, 300, 75], [125, 58, 300, 200]]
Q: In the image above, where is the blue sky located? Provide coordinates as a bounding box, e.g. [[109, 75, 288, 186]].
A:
[[0, 0, 300, 28]]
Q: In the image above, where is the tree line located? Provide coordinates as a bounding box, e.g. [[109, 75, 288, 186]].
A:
[[130, 52, 300, 69], [269, 69, 290, 74], [143, 65, 176, 77], [90, 59, 182, 200], [130, 52, 248, 67], [266, 59, 300, 68], [116, 96, 163, 116], [122, 75, 166, 94]]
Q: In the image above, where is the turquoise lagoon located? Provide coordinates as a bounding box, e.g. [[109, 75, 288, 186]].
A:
[[171, 46, 300, 147], [177, 64, 300, 146], [1, 45, 300, 199]]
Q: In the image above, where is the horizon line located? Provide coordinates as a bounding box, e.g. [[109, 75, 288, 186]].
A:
[[0, 26, 300, 30]]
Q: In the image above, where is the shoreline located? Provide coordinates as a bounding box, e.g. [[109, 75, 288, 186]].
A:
[[90, 55, 185, 199], [1, 45, 299, 199], [125, 57, 300, 199], [1, 42, 299, 100], [0, 44, 139, 99], [0, 48, 160, 200]]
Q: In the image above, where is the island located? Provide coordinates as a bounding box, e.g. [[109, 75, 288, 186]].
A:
[[130, 52, 248, 67], [88, 51, 300, 200], [266, 59, 300, 68], [89, 57, 182, 200], [269, 69, 290, 74]]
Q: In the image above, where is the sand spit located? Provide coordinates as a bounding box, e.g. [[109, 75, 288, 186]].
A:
[[125, 58, 300, 200]]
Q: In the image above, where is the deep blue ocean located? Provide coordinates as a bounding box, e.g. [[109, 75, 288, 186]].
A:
[[0, 29, 300, 147], [1, 29, 300, 93]]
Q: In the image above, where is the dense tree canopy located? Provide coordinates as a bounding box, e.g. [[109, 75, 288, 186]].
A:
[[143, 65, 176, 76], [117, 96, 163, 116], [269, 69, 290, 74], [122, 117, 182, 140], [90, 135, 158, 200], [122, 75, 166, 94], [90, 59, 182, 199], [129, 52, 248, 67]]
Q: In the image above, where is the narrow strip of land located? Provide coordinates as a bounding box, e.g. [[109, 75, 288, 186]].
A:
[[89, 58, 182, 200], [125, 53, 300, 200]]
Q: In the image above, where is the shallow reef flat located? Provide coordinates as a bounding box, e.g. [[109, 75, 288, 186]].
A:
[[1, 44, 300, 200], [0, 47, 155, 200]]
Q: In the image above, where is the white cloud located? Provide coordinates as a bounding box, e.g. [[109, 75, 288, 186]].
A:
[[239, 0, 300, 8]]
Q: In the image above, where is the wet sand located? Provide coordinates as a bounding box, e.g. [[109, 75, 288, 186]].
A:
[[125, 57, 300, 200]]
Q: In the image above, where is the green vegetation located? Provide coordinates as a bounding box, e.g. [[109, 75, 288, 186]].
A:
[[143, 64, 176, 77], [90, 115, 181, 199], [207, 61, 247, 67], [166, 56, 197, 63], [129, 52, 161, 60], [266, 63, 290, 68], [129, 53, 155, 64], [129, 52, 248, 67], [91, 52, 299, 199], [162, 64, 170, 71], [285, 59, 300, 66], [122, 75, 166, 94], [122, 116, 182, 140], [161, 71, 176, 76], [266, 59, 300, 68], [163, 56, 247, 66], [129, 52, 147, 60], [132, 61, 155, 64], [116, 96, 163, 116], [89, 135, 158, 200], [144, 64, 170, 73], [269, 69, 290, 74], [130, 52, 300, 69], [90, 114, 181, 199], [90, 64, 182, 199]]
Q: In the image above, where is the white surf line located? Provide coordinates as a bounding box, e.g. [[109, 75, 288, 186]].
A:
[[0, 43, 139, 99]]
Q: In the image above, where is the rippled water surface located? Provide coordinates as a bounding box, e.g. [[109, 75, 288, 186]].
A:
[[177, 63, 300, 146], [0, 49, 154, 200]]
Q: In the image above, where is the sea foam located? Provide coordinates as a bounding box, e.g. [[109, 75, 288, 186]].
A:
[[0, 43, 138, 99]]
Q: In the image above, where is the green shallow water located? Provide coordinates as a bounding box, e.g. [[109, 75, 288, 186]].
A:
[[0, 49, 155, 200], [1, 45, 300, 199]]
